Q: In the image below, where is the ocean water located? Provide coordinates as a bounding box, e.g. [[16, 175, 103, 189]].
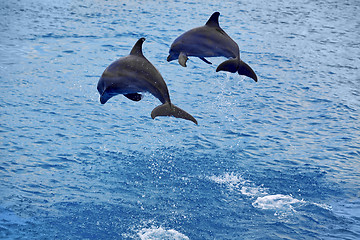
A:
[[1, 0, 359, 239]]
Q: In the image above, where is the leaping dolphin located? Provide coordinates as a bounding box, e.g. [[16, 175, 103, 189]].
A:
[[167, 12, 258, 82], [97, 38, 198, 124]]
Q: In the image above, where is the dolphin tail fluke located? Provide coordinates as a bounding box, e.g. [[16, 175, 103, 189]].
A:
[[216, 58, 239, 73], [151, 102, 198, 124], [216, 58, 258, 82], [237, 60, 257, 82]]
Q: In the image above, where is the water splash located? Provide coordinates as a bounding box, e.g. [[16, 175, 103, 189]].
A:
[[138, 226, 189, 240], [208, 172, 330, 214], [252, 194, 304, 210]]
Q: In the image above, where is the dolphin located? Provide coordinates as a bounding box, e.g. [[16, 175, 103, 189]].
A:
[[97, 38, 198, 124], [167, 12, 257, 82]]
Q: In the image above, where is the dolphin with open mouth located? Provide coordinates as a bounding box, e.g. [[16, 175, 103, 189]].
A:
[[97, 38, 198, 124], [167, 12, 257, 82]]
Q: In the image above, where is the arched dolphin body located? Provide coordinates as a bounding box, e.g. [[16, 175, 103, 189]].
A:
[[97, 38, 197, 124], [167, 12, 257, 82]]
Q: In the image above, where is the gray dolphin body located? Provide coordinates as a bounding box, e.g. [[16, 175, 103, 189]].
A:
[[167, 12, 257, 82], [97, 38, 197, 124]]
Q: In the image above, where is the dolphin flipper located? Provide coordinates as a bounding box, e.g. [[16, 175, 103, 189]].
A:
[[178, 52, 188, 67], [124, 93, 143, 101], [199, 57, 212, 65], [151, 102, 197, 124]]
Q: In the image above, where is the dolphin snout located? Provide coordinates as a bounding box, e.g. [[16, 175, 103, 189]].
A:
[[167, 54, 178, 62], [100, 95, 107, 104], [100, 92, 110, 104]]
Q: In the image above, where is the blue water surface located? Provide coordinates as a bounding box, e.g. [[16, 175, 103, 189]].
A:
[[1, 0, 360, 239]]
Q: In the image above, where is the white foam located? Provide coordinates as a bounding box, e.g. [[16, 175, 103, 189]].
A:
[[252, 194, 304, 210], [312, 202, 332, 211], [208, 172, 333, 219], [208, 173, 308, 212], [240, 185, 263, 197], [138, 226, 189, 240], [208, 172, 245, 188], [208, 172, 267, 197]]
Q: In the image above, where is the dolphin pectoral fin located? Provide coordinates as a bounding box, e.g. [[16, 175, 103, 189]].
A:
[[178, 52, 188, 67], [124, 93, 143, 101], [151, 103, 198, 125], [216, 58, 239, 73], [199, 57, 212, 65], [238, 60, 258, 82]]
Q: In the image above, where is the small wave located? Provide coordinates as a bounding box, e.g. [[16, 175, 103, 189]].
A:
[[138, 226, 189, 240], [41, 33, 99, 39], [252, 194, 305, 210], [312, 202, 332, 211], [0, 206, 29, 226]]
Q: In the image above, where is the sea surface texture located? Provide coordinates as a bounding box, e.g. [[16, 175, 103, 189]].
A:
[[1, 0, 360, 239]]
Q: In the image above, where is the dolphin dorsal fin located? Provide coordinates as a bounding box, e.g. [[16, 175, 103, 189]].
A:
[[205, 12, 220, 28], [130, 38, 145, 56]]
